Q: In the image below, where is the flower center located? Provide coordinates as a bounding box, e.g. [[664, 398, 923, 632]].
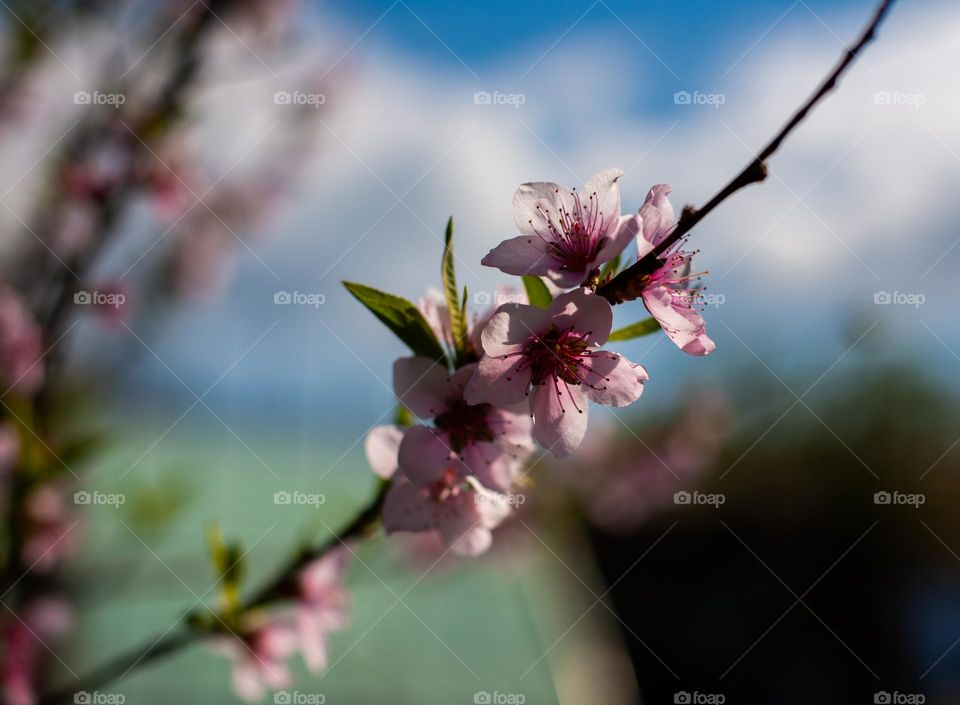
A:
[[434, 399, 495, 452], [524, 326, 591, 387], [532, 189, 608, 271]]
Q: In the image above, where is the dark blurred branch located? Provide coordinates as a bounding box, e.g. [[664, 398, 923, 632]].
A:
[[37, 482, 388, 705], [597, 0, 897, 304]]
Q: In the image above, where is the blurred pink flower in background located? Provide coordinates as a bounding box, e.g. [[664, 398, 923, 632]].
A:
[[0, 288, 44, 396], [1, 597, 72, 705], [294, 548, 350, 673], [216, 621, 299, 703]]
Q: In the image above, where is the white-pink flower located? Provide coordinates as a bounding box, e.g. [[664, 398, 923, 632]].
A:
[[294, 548, 350, 673], [364, 424, 403, 479], [393, 358, 533, 491], [215, 622, 298, 703], [635, 184, 715, 356], [464, 288, 648, 457], [382, 467, 511, 557], [482, 169, 639, 287]]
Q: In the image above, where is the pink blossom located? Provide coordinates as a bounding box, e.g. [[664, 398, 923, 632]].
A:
[[1, 597, 72, 705], [393, 358, 533, 491], [0, 288, 43, 396], [215, 622, 298, 703], [635, 184, 715, 356], [22, 485, 78, 572], [464, 288, 648, 457], [482, 169, 639, 287], [294, 548, 350, 673], [383, 465, 511, 557]]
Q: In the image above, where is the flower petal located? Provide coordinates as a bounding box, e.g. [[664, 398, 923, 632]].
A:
[[531, 382, 589, 457], [595, 213, 640, 265], [481, 235, 562, 277], [398, 425, 454, 485], [637, 183, 675, 255], [547, 288, 614, 346], [382, 479, 435, 533], [393, 356, 451, 418], [478, 304, 550, 357], [582, 351, 649, 407], [463, 352, 531, 407], [364, 425, 403, 479], [641, 285, 715, 355], [581, 167, 624, 239]]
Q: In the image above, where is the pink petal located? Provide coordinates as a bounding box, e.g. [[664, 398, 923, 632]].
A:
[[531, 382, 589, 457], [512, 180, 566, 239], [460, 442, 517, 492], [582, 352, 649, 407], [393, 356, 451, 418], [382, 479, 435, 533], [637, 183, 675, 255], [364, 425, 403, 479], [595, 213, 640, 265], [642, 285, 715, 356], [397, 426, 454, 485], [547, 289, 614, 346], [481, 235, 561, 277], [463, 353, 531, 407], [478, 304, 550, 357], [232, 660, 265, 702], [296, 610, 330, 674], [581, 168, 624, 239]]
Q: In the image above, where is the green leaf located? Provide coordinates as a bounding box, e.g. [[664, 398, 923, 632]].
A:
[[343, 281, 447, 363], [600, 254, 621, 280], [394, 404, 414, 428], [608, 317, 661, 342], [522, 276, 552, 308], [441, 217, 468, 356], [206, 524, 244, 616]]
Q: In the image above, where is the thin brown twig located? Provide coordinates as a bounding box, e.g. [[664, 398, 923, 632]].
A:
[[597, 0, 897, 304]]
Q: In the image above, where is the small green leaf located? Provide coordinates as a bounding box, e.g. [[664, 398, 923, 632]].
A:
[[206, 524, 244, 617], [441, 217, 468, 356], [600, 254, 621, 280], [522, 276, 552, 308], [395, 404, 414, 428], [343, 281, 447, 364], [608, 317, 661, 342]]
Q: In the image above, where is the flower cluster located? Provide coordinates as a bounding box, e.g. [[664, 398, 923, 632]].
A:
[[359, 168, 715, 556]]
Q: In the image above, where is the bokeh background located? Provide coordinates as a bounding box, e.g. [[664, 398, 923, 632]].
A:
[[3, 0, 959, 703]]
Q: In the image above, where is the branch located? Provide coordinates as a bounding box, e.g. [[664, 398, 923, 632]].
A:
[[597, 0, 897, 304], [37, 483, 388, 705]]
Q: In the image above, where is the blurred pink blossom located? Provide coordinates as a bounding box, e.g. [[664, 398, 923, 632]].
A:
[[0, 288, 44, 396]]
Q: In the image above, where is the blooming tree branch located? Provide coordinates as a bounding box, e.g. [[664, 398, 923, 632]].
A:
[[29, 0, 897, 702]]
